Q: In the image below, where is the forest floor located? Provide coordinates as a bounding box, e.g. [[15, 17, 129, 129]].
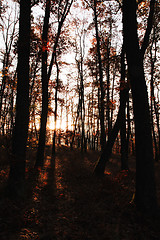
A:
[[0, 145, 160, 240]]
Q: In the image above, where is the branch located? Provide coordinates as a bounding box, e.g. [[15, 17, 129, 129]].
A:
[[140, 0, 155, 59], [114, 0, 122, 9], [83, 0, 94, 10], [31, 0, 40, 8], [47, 0, 73, 81]]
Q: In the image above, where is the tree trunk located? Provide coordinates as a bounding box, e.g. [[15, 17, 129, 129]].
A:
[[126, 91, 131, 155], [123, 0, 157, 212], [94, 87, 129, 175], [52, 55, 59, 156], [8, 0, 31, 197], [150, 45, 160, 161], [93, 0, 106, 151], [36, 0, 51, 167], [120, 46, 128, 170], [106, 39, 111, 139], [110, 62, 116, 130], [150, 65, 158, 161]]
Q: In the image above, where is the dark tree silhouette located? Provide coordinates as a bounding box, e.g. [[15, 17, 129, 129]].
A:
[[95, 0, 157, 213], [94, 52, 129, 175], [93, 0, 106, 151], [123, 0, 157, 212], [52, 54, 59, 156], [36, 0, 73, 166], [120, 46, 128, 170], [36, 0, 51, 167], [8, 0, 31, 197]]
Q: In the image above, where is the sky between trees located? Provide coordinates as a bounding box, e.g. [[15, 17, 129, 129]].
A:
[[0, 0, 125, 131]]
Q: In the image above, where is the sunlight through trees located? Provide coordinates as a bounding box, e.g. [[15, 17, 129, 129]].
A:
[[0, 0, 160, 224]]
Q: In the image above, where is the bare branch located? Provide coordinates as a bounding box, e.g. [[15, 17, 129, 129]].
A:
[[140, 0, 155, 59]]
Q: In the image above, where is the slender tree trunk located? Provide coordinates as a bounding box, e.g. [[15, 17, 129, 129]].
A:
[[8, 0, 31, 197], [0, 24, 16, 119], [94, 87, 129, 175], [120, 46, 128, 170], [65, 83, 69, 146], [36, 0, 51, 167], [150, 45, 159, 161], [93, 0, 106, 151], [10, 87, 14, 135], [80, 57, 85, 152], [126, 91, 131, 154], [36, 0, 72, 164], [110, 65, 115, 130], [70, 100, 80, 150], [52, 55, 59, 156], [150, 66, 158, 161], [106, 39, 111, 139]]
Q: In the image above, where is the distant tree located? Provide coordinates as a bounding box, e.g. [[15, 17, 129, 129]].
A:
[[7, 0, 31, 197], [74, 19, 87, 152], [86, 42, 100, 150], [0, 3, 18, 133], [84, 0, 120, 151]]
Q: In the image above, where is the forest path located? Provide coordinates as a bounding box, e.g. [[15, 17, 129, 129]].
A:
[[0, 146, 160, 240]]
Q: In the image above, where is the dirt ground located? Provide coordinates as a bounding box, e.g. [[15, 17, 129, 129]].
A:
[[0, 146, 160, 240]]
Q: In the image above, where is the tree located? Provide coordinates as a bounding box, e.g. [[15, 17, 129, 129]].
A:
[[120, 46, 128, 170], [35, 0, 51, 167], [148, 2, 160, 161], [123, 0, 157, 212], [93, 0, 106, 151], [36, 0, 73, 166], [94, 49, 129, 175], [7, 0, 31, 197], [0, 2, 18, 133], [52, 53, 59, 155], [73, 19, 87, 152]]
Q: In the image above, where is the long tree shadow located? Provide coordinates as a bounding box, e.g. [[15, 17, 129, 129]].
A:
[[52, 146, 160, 240], [0, 147, 57, 240], [1, 146, 160, 239], [20, 154, 57, 240]]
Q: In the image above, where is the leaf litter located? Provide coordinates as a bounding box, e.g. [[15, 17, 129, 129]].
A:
[[0, 145, 160, 240]]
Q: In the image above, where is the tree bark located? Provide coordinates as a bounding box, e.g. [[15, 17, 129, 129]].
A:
[[36, 0, 50, 167], [36, 0, 73, 165], [52, 54, 59, 156], [94, 87, 129, 175], [120, 46, 128, 170], [106, 39, 111, 139], [123, 0, 157, 212], [93, 0, 106, 151], [8, 0, 31, 197], [150, 41, 160, 161]]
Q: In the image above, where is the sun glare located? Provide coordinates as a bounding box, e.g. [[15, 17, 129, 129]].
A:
[[48, 115, 72, 131]]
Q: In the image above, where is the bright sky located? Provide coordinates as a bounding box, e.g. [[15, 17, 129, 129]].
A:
[[3, 0, 158, 134], [0, 0, 122, 132]]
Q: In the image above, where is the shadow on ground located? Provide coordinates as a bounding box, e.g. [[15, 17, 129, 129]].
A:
[[0, 145, 160, 240]]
